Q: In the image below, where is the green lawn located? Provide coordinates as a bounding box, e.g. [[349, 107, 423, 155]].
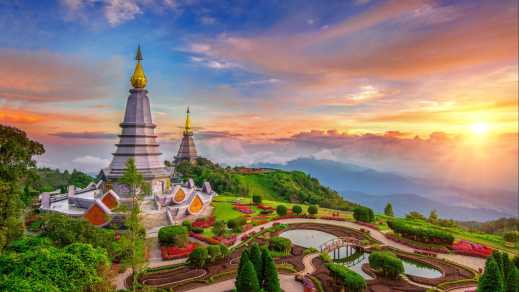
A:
[[233, 174, 281, 201]]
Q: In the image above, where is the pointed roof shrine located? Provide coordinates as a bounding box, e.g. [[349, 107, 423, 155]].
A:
[[102, 46, 171, 183], [174, 107, 198, 164]]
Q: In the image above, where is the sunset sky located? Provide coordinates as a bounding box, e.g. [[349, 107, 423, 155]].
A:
[[1, 0, 517, 192]]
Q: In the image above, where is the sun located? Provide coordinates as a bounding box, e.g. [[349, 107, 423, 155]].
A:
[[470, 122, 490, 135]]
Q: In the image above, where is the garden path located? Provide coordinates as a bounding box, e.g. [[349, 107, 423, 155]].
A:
[[297, 253, 319, 275], [185, 274, 303, 292]]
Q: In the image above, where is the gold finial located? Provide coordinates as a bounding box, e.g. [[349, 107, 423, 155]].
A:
[[131, 45, 147, 88], [184, 106, 192, 135]]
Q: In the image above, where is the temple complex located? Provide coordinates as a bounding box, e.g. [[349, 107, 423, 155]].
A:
[[174, 107, 199, 164], [39, 46, 216, 227]]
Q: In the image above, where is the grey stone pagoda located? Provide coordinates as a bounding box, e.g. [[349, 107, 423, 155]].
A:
[[174, 107, 198, 164], [100, 46, 172, 197]]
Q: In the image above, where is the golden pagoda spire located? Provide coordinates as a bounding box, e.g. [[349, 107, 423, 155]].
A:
[[130, 45, 147, 89], [184, 106, 192, 135]]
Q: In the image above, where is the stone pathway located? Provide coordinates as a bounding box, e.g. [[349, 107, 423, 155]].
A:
[[297, 253, 319, 275]]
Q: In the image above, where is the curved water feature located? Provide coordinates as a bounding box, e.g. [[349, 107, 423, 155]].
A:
[[279, 229, 442, 280]]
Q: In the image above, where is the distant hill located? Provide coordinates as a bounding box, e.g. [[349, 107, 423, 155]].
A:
[[255, 158, 516, 221], [174, 158, 356, 211]]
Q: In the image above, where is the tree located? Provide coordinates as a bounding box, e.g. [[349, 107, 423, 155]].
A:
[[235, 250, 250, 291], [477, 256, 505, 292], [119, 158, 146, 291], [207, 245, 222, 263], [276, 205, 287, 216], [237, 259, 260, 292], [307, 205, 318, 216], [504, 231, 519, 243], [158, 226, 188, 247], [249, 243, 263, 285], [406, 211, 426, 221], [0, 125, 44, 252], [188, 247, 208, 268], [428, 209, 439, 223], [212, 220, 226, 236], [252, 195, 262, 204], [326, 263, 366, 292], [368, 251, 404, 279], [506, 266, 518, 292], [384, 202, 394, 217], [292, 205, 303, 215], [262, 248, 281, 292]]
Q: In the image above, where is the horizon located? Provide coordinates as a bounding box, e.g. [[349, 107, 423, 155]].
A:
[[1, 0, 517, 194]]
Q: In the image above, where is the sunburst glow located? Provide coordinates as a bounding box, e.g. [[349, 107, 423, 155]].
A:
[[470, 122, 490, 135]]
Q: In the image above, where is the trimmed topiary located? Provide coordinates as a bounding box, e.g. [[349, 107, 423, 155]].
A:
[[236, 259, 260, 292], [477, 256, 505, 292], [326, 263, 366, 292], [307, 205, 318, 215], [269, 237, 291, 253], [276, 205, 287, 216], [188, 247, 208, 268], [249, 243, 263, 284], [292, 205, 303, 215], [353, 206, 374, 223], [368, 251, 404, 279], [158, 225, 188, 247], [252, 195, 262, 204], [387, 219, 454, 245]]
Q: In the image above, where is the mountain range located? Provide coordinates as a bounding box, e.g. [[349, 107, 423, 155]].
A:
[[256, 158, 517, 222]]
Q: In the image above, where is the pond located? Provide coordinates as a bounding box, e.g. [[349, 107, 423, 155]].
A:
[[279, 229, 337, 249], [279, 229, 442, 280]]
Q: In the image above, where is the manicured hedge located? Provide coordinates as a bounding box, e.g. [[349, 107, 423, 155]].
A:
[[368, 251, 404, 279], [326, 263, 366, 292], [353, 206, 374, 223], [269, 237, 292, 253], [387, 220, 454, 245], [158, 226, 188, 247]]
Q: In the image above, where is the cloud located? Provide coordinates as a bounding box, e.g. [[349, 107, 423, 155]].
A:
[[105, 0, 142, 26], [195, 130, 242, 140], [49, 131, 117, 139], [0, 49, 120, 102]]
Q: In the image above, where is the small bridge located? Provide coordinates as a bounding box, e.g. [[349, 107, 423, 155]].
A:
[[320, 237, 367, 264]]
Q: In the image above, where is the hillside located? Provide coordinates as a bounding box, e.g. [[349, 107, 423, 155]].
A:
[[257, 158, 516, 221], [174, 158, 355, 210]]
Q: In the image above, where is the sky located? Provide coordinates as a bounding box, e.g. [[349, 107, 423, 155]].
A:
[[0, 0, 517, 193]]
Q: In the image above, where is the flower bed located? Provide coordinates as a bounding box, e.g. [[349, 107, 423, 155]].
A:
[[257, 204, 275, 211], [160, 242, 197, 260], [233, 203, 253, 214], [451, 240, 492, 258], [192, 216, 215, 228], [213, 235, 237, 246], [275, 215, 316, 220], [190, 232, 220, 245], [385, 233, 450, 253]]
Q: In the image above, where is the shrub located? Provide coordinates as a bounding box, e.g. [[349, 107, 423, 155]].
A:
[[387, 219, 454, 245], [227, 217, 247, 233], [236, 259, 260, 292], [320, 252, 332, 263], [188, 247, 208, 268], [158, 226, 188, 247], [182, 220, 192, 231], [212, 220, 226, 236], [292, 205, 303, 215], [219, 244, 230, 259], [307, 205, 318, 215], [252, 195, 262, 204], [269, 237, 291, 253], [249, 243, 263, 284], [276, 205, 287, 216], [353, 206, 374, 223], [326, 263, 366, 292], [368, 251, 404, 279], [207, 245, 223, 263], [503, 231, 519, 243], [304, 247, 318, 255], [191, 227, 204, 233]]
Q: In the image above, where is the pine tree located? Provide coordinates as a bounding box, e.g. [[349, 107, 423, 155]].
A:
[[249, 243, 264, 285], [237, 260, 260, 292], [262, 248, 281, 292], [505, 266, 518, 292], [477, 256, 505, 292], [384, 202, 394, 217], [235, 250, 250, 291], [493, 251, 505, 280]]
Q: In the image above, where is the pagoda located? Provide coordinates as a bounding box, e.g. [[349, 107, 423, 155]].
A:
[[100, 46, 172, 197], [174, 107, 199, 164]]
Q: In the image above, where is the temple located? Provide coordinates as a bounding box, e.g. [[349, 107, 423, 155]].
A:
[[39, 46, 216, 227], [174, 107, 199, 164]]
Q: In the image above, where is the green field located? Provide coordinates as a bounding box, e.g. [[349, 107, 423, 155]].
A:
[[233, 173, 282, 201]]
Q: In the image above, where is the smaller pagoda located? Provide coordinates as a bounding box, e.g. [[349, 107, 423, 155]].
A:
[[174, 107, 198, 164]]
